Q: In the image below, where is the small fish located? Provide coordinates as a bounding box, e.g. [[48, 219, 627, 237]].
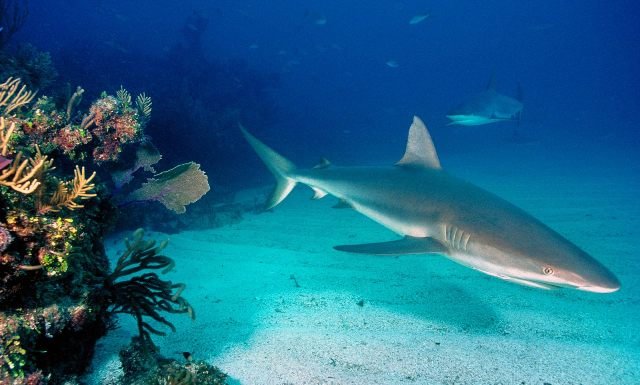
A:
[[315, 15, 327, 25], [248, 44, 259, 49], [386, 60, 399, 68], [409, 13, 430, 25]]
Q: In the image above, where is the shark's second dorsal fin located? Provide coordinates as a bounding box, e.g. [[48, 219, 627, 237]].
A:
[[313, 157, 331, 169], [396, 116, 441, 169]]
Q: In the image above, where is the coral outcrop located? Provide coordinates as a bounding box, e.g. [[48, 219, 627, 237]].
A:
[[0, 77, 213, 384]]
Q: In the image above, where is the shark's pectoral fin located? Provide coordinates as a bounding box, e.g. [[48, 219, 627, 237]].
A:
[[334, 236, 448, 256]]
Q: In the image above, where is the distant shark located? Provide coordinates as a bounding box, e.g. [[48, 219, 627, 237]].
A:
[[447, 78, 523, 126], [242, 117, 619, 293]]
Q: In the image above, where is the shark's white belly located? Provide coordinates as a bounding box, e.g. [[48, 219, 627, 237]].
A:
[[349, 200, 435, 238]]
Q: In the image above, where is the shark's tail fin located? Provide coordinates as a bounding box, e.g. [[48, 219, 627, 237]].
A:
[[240, 125, 297, 210], [516, 82, 524, 103], [516, 82, 524, 127]]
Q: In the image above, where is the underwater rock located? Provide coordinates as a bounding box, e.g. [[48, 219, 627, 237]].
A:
[[118, 336, 228, 385]]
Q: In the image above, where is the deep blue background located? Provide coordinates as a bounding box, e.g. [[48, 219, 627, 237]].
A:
[[13, 0, 640, 187]]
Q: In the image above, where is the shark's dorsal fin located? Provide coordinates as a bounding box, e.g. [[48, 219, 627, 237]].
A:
[[313, 157, 331, 169], [486, 73, 496, 90], [396, 116, 441, 169]]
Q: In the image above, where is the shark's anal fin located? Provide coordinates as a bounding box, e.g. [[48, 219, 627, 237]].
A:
[[332, 199, 352, 209], [334, 236, 448, 256], [311, 187, 328, 199]]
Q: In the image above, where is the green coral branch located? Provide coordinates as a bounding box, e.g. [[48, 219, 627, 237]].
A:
[[135, 92, 152, 120]]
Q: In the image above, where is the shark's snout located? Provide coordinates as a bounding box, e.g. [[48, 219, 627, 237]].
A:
[[556, 260, 621, 293], [577, 270, 621, 293]]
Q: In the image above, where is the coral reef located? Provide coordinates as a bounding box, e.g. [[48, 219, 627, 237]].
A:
[[84, 87, 149, 163], [0, 73, 212, 383], [118, 336, 227, 385], [0, 78, 111, 382]]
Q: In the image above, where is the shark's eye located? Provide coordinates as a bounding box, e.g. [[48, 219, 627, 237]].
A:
[[543, 266, 554, 275]]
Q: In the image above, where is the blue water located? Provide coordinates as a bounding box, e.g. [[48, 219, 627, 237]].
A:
[[15, 0, 640, 184], [7, 0, 640, 383]]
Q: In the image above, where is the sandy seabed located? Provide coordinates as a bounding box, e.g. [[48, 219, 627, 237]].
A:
[[86, 145, 640, 385]]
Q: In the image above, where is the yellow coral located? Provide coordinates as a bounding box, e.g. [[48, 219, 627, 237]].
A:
[[0, 116, 14, 156], [1, 119, 48, 194], [38, 166, 96, 213], [0, 152, 45, 194], [0, 77, 36, 115]]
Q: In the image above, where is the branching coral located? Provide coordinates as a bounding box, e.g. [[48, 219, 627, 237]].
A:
[[136, 92, 152, 124], [37, 166, 96, 214], [0, 152, 45, 194], [1, 118, 47, 194], [106, 229, 194, 342], [0, 77, 35, 115], [0, 115, 14, 156]]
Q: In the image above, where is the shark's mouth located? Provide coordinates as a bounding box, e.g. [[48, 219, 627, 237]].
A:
[[500, 275, 619, 293], [576, 285, 619, 294], [499, 275, 559, 290]]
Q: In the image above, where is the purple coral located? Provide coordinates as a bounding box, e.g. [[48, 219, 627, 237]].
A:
[[0, 155, 11, 170], [0, 225, 13, 253]]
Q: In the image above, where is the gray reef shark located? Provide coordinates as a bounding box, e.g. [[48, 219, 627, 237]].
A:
[[447, 78, 523, 126], [241, 117, 619, 293]]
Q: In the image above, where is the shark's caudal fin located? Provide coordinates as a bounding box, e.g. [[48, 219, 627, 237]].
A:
[[240, 125, 297, 209]]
